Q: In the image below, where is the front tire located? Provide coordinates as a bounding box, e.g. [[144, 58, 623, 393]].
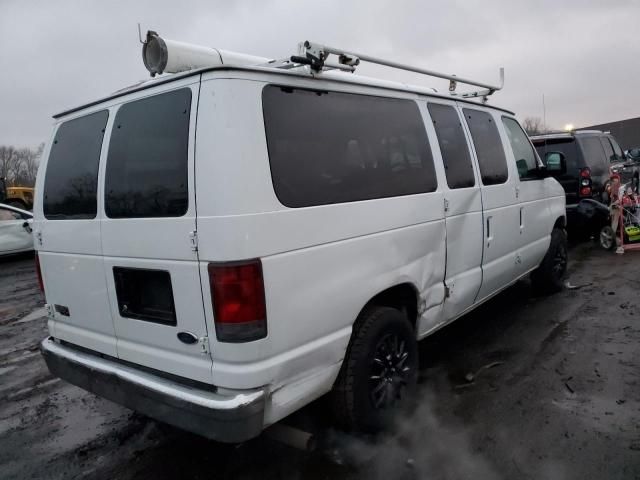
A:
[[330, 306, 418, 433], [531, 228, 568, 294]]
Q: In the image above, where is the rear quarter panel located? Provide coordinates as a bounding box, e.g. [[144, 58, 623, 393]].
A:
[[195, 75, 447, 422]]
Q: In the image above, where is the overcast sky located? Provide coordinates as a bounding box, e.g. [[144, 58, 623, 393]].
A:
[[1, 0, 638, 148]]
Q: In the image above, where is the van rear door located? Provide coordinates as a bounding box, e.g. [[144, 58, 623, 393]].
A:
[[35, 109, 117, 356], [100, 80, 213, 383]]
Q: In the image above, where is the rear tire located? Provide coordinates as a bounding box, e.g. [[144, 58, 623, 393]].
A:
[[531, 228, 568, 294], [330, 306, 418, 433]]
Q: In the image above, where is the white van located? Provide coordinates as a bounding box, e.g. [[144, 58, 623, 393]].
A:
[[36, 38, 567, 442]]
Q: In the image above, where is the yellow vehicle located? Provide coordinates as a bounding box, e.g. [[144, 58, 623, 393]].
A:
[[0, 179, 34, 210]]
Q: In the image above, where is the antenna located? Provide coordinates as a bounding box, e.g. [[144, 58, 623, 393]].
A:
[[137, 23, 145, 44]]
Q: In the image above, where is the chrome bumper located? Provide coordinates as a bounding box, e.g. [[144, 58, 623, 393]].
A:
[[40, 337, 265, 443]]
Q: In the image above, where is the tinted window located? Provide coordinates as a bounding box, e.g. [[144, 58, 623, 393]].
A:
[[579, 137, 607, 173], [105, 89, 191, 218], [463, 109, 508, 185], [533, 138, 579, 173], [502, 117, 540, 180], [608, 137, 624, 160], [600, 137, 615, 163], [262, 86, 437, 207], [427, 103, 475, 189], [43, 110, 108, 219]]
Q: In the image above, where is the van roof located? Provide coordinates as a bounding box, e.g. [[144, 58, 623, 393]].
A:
[[53, 64, 515, 119]]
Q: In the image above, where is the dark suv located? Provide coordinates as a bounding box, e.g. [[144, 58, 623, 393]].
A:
[[531, 131, 639, 227]]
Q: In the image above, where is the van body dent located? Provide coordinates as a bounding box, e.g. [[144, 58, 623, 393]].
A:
[[36, 64, 566, 442]]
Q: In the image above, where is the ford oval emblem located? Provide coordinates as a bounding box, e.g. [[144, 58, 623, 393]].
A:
[[177, 331, 198, 345]]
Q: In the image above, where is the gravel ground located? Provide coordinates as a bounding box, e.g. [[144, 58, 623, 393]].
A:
[[0, 244, 639, 479]]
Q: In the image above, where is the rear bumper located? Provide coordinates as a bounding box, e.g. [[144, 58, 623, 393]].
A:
[[40, 337, 265, 443]]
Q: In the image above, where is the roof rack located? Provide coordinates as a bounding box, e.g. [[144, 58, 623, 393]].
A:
[[272, 41, 504, 103]]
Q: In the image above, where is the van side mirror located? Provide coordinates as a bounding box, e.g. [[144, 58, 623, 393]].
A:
[[545, 151, 566, 175]]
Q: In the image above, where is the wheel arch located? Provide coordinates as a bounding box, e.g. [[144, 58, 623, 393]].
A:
[[553, 215, 566, 231], [357, 282, 420, 331]]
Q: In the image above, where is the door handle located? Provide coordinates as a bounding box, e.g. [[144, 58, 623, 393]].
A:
[[486, 216, 493, 247], [519, 207, 524, 234]]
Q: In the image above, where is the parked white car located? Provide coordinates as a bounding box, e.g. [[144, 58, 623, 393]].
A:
[[0, 202, 33, 256], [36, 37, 567, 443]]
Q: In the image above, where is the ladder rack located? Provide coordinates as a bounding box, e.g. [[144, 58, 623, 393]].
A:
[[280, 41, 504, 103]]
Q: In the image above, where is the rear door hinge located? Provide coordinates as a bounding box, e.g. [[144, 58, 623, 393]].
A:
[[35, 229, 43, 246], [189, 230, 198, 252], [444, 283, 453, 298], [444, 198, 450, 213], [199, 336, 210, 354]]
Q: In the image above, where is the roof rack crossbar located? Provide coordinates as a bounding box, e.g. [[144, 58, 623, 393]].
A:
[[296, 41, 504, 100]]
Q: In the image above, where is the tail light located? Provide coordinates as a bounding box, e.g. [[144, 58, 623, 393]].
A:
[[579, 167, 592, 197], [208, 259, 267, 343], [35, 252, 44, 292]]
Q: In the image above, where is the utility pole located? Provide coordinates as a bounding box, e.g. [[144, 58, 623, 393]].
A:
[[542, 93, 547, 132]]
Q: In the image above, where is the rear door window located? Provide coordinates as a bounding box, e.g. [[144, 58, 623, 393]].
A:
[[578, 137, 607, 174], [262, 86, 437, 207], [502, 117, 540, 180], [427, 103, 475, 189], [43, 110, 109, 219], [462, 109, 508, 185], [105, 88, 191, 218], [533, 138, 579, 173]]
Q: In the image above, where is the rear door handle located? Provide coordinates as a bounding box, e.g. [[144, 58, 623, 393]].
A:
[[519, 207, 524, 234], [486, 216, 493, 247]]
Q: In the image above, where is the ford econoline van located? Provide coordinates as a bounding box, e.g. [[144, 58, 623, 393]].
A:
[[36, 38, 567, 442]]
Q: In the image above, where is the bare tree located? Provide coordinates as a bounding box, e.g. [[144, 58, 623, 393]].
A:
[[16, 143, 43, 186], [0, 143, 43, 187], [0, 146, 17, 183], [522, 117, 550, 136], [8, 150, 25, 184]]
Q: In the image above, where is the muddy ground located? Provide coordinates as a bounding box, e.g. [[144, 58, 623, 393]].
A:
[[0, 244, 639, 479]]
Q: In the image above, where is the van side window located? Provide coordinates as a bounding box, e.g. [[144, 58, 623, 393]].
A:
[[427, 103, 475, 189], [262, 86, 437, 208], [462, 109, 508, 185], [43, 110, 108, 219], [105, 88, 191, 218], [502, 117, 540, 180]]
